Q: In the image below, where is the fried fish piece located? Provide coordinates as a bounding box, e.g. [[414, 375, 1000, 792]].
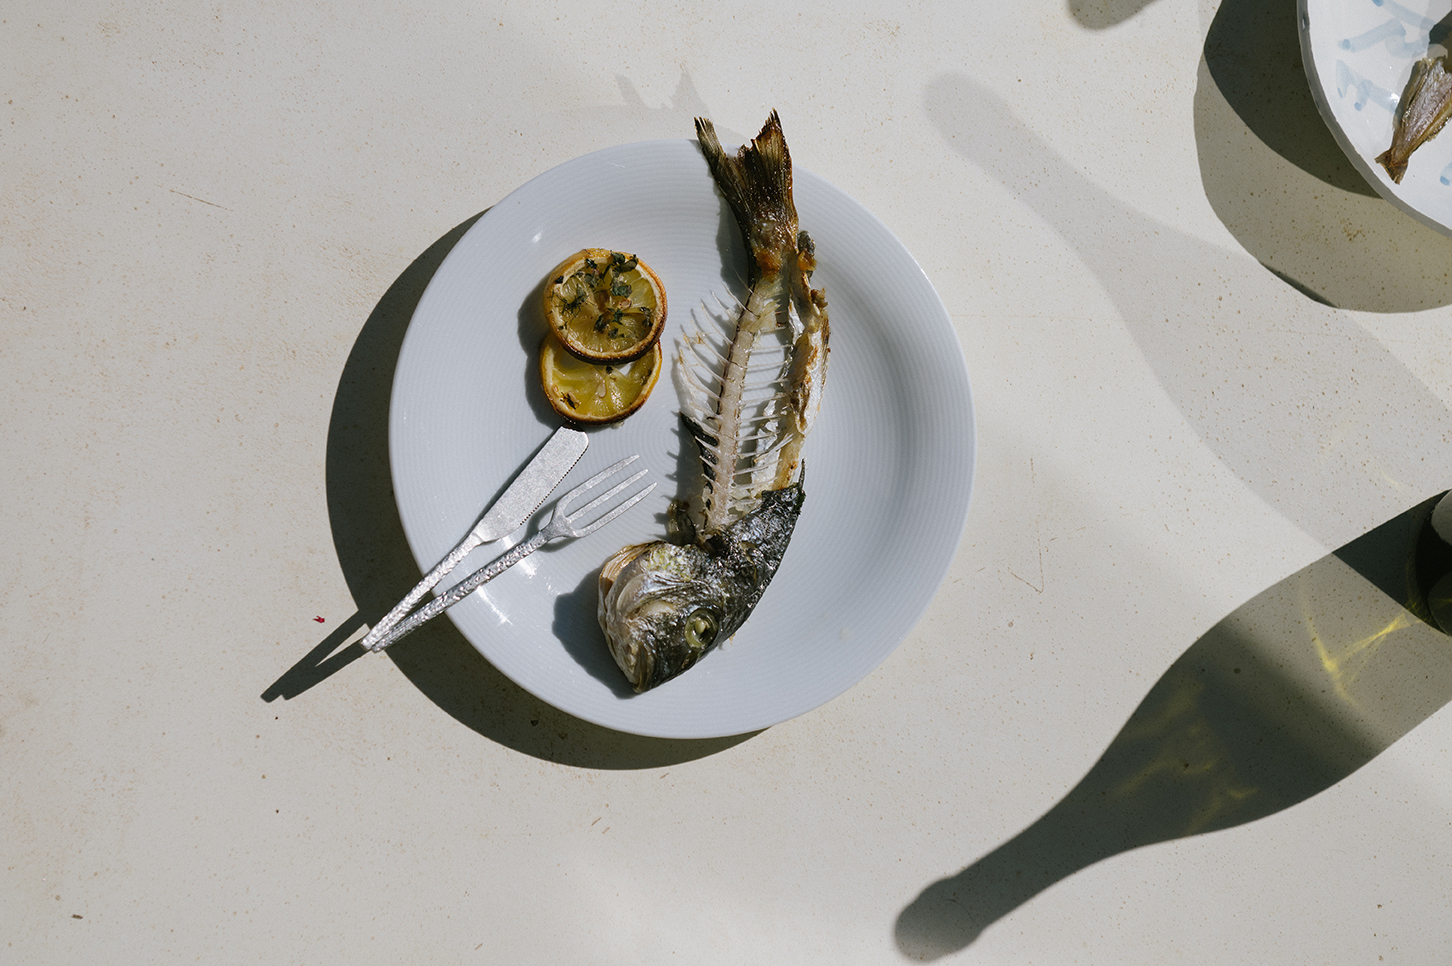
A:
[[1377, 55, 1452, 183]]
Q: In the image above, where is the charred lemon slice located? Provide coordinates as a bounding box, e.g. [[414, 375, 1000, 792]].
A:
[[543, 248, 666, 363], [539, 332, 661, 424]]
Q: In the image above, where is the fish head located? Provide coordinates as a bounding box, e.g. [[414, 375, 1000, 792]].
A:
[[597, 482, 805, 693], [598, 540, 740, 692]]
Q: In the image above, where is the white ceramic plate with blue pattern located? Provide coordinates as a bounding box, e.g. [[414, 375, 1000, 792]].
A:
[[1301, 0, 1452, 234]]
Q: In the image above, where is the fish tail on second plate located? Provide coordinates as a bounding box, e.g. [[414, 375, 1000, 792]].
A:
[[1377, 54, 1452, 183]]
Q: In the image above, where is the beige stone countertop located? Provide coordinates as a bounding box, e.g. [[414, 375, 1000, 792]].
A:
[[6, 0, 1452, 962]]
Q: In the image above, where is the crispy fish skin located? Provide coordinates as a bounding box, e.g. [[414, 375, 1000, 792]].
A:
[[1377, 55, 1452, 183], [598, 483, 804, 691], [598, 113, 827, 692]]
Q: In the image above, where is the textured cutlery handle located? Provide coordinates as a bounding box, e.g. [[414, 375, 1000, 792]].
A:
[[372, 532, 550, 650], [360, 531, 482, 651]]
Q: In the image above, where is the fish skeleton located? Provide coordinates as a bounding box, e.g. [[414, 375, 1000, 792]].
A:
[[1377, 55, 1452, 184], [598, 112, 830, 692]]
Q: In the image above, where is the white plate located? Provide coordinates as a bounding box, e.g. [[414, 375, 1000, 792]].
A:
[[390, 138, 974, 739], [1301, 0, 1452, 235]]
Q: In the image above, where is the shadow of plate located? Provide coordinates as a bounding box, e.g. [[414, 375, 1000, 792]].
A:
[[265, 211, 754, 768], [1066, 0, 1162, 31], [1196, 0, 1452, 312]]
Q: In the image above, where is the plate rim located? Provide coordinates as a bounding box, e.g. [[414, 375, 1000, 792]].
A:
[[388, 136, 976, 738], [1298, 0, 1452, 238]]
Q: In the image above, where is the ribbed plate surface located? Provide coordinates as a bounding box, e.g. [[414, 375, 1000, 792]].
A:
[[391, 138, 974, 738]]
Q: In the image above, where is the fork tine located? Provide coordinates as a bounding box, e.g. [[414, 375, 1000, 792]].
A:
[[366, 456, 654, 651], [571, 482, 657, 537], [565, 468, 651, 522], [557, 454, 641, 511]]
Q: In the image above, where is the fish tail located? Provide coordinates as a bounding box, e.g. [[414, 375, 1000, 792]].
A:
[[695, 112, 799, 270], [1376, 148, 1408, 183]]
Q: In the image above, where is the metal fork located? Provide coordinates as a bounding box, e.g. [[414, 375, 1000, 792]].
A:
[[365, 455, 655, 651]]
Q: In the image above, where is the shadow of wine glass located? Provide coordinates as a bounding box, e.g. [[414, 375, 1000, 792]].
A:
[[895, 494, 1452, 957], [923, 72, 1452, 550]]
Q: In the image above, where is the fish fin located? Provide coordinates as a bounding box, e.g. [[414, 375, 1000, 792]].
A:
[[695, 113, 798, 266], [1376, 148, 1408, 183], [665, 499, 698, 545]]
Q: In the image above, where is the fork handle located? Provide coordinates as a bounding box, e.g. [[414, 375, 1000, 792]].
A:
[[369, 531, 551, 651], [360, 531, 485, 651]]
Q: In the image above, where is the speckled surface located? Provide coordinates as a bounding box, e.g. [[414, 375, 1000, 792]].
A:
[[5, 0, 1452, 962]]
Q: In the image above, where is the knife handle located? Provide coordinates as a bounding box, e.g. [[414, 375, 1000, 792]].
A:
[[368, 530, 550, 650], [359, 427, 587, 652], [360, 530, 484, 651]]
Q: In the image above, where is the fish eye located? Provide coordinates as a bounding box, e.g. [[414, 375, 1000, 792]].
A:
[[684, 608, 720, 651]]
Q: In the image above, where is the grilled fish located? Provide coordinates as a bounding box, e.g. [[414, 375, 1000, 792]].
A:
[[598, 112, 830, 692], [1377, 54, 1452, 183]]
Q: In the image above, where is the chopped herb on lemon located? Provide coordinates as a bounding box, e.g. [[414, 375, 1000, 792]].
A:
[[544, 248, 666, 363]]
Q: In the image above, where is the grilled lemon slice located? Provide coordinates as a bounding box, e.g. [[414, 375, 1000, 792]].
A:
[[539, 332, 662, 424], [543, 248, 666, 363]]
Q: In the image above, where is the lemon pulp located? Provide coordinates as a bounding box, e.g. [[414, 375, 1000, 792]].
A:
[[539, 332, 661, 424], [544, 249, 666, 363]]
